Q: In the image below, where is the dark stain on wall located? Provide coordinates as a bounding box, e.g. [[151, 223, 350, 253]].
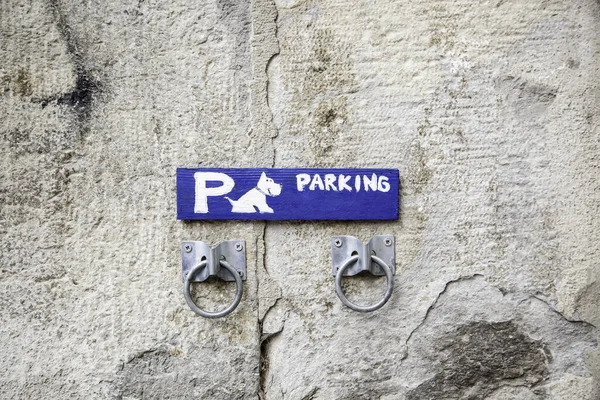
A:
[[116, 348, 183, 399], [309, 96, 348, 163], [406, 321, 551, 400], [41, 0, 103, 132], [304, 28, 357, 97], [53, 71, 102, 114], [1, 68, 35, 98]]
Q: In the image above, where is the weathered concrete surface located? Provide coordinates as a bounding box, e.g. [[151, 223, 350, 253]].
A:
[[1, 0, 599, 399], [261, 0, 600, 398], [1, 0, 267, 398]]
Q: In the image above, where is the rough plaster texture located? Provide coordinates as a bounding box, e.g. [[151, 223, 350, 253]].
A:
[[0, 0, 599, 399]]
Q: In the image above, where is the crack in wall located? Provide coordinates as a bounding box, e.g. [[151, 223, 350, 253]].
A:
[[528, 294, 597, 328], [265, 14, 281, 146], [258, 299, 286, 400], [261, 223, 271, 277], [250, 0, 281, 167], [404, 274, 597, 357], [266, 20, 281, 168], [300, 387, 320, 400], [403, 274, 484, 358], [250, 1, 284, 398], [258, 325, 283, 400], [402, 274, 597, 399]]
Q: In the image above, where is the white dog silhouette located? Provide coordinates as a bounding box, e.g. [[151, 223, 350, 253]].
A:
[[225, 172, 282, 213]]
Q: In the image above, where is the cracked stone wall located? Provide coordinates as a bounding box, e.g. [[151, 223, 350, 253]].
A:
[[1, 0, 599, 399]]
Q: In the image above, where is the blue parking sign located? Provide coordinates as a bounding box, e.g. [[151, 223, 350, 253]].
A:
[[176, 168, 399, 221]]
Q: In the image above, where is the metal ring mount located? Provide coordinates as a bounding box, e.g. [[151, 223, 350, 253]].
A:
[[335, 255, 394, 312], [184, 260, 243, 318]]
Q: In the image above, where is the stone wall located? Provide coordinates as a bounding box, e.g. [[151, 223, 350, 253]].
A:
[[1, 0, 598, 399]]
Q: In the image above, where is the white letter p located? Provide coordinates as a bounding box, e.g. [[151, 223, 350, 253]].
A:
[[194, 172, 235, 213], [296, 173, 310, 191]]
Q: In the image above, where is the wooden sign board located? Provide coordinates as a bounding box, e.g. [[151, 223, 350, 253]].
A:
[[176, 168, 399, 221]]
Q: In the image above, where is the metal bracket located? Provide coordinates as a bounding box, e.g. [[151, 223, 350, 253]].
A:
[[331, 235, 395, 277], [181, 240, 246, 282]]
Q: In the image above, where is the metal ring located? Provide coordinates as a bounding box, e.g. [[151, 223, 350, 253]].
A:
[[335, 255, 394, 312], [183, 260, 243, 318]]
